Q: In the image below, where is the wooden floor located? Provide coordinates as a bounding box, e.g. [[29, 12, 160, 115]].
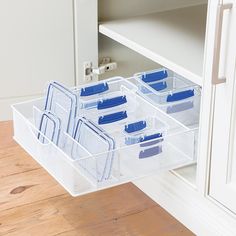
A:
[[0, 121, 195, 236]]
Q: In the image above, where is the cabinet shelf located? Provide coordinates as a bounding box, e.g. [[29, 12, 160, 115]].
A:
[[99, 4, 207, 86]]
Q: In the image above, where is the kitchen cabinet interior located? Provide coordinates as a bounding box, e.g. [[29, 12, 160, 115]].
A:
[[7, 0, 236, 234]]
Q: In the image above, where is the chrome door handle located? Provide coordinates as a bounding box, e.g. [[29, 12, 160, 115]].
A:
[[212, 3, 233, 85]]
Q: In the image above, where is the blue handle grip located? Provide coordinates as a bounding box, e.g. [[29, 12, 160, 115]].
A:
[[99, 111, 127, 125], [80, 83, 109, 96], [97, 96, 127, 110], [140, 138, 163, 148], [149, 81, 167, 91], [142, 70, 168, 83], [125, 120, 146, 133], [167, 89, 194, 102], [140, 133, 163, 143], [139, 146, 163, 159]]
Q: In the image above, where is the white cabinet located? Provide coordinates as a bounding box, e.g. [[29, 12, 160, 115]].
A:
[[210, 0, 236, 213], [12, 0, 203, 194], [97, 0, 208, 188], [96, 0, 236, 234], [7, 0, 236, 234], [99, 4, 207, 85], [0, 0, 75, 120]]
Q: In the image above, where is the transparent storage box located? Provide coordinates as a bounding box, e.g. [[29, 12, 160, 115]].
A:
[[75, 77, 138, 110], [123, 117, 167, 146], [133, 69, 201, 129], [12, 78, 198, 197]]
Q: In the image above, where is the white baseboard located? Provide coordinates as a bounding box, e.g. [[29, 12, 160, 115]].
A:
[[133, 172, 236, 236]]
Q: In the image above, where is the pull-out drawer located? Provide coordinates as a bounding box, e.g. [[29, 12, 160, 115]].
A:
[[12, 75, 198, 197]]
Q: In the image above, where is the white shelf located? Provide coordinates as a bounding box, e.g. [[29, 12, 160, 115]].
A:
[[99, 4, 207, 86]]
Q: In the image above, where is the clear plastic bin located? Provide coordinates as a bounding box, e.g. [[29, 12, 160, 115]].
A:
[[123, 117, 167, 146], [134, 74, 200, 105], [80, 87, 139, 122], [75, 77, 138, 110], [79, 86, 181, 134], [12, 86, 197, 196], [132, 69, 201, 129], [158, 95, 201, 129]]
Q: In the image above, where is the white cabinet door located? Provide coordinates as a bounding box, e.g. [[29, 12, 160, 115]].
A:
[[210, 0, 236, 213], [0, 0, 75, 99]]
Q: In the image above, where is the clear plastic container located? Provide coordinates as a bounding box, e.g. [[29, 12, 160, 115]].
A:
[[158, 95, 201, 129], [81, 85, 182, 135], [123, 117, 167, 145], [80, 88, 139, 121], [75, 77, 138, 110], [12, 83, 197, 196], [132, 69, 201, 129], [134, 74, 200, 105], [44, 81, 78, 136]]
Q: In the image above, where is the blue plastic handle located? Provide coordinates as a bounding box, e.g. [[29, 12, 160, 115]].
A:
[[139, 146, 163, 159], [80, 83, 109, 96], [98, 111, 127, 125], [125, 120, 146, 133], [140, 133, 163, 143], [149, 81, 167, 91], [97, 96, 127, 110], [142, 69, 168, 83], [167, 89, 194, 102], [140, 138, 163, 148]]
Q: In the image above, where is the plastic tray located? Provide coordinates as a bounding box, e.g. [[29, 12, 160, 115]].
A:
[[12, 79, 197, 197]]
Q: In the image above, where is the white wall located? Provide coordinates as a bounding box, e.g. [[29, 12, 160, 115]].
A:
[[0, 0, 76, 120]]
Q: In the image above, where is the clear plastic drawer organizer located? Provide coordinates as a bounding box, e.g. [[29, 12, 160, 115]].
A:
[[12, 71, 199, 197]]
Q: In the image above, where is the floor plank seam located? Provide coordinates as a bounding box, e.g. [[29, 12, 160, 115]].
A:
[[0, 167, 42, 179], [0, 122, 195, 236], [56, 205, 159, 236], [0, 193, 68, 214]]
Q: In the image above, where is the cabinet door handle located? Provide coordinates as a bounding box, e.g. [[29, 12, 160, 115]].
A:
[[212, 3, 233, 85]]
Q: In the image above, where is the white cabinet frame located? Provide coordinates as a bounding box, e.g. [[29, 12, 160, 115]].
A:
[[73, 0, 98, 85]]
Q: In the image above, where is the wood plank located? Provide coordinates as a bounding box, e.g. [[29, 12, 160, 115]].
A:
[[0, 183, 194, 236], [0, 121, 195, 235], [50, 183, 194, 235], [0, 146, 40, 178], [0, 121, 16, 149], [0, 168, 66, 212], [59, 206, 194, 236], [50, 183, 157, 229], [0, 121, 40, 177], [0, 200, 73, 236], [0, 183, 154, 236]]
